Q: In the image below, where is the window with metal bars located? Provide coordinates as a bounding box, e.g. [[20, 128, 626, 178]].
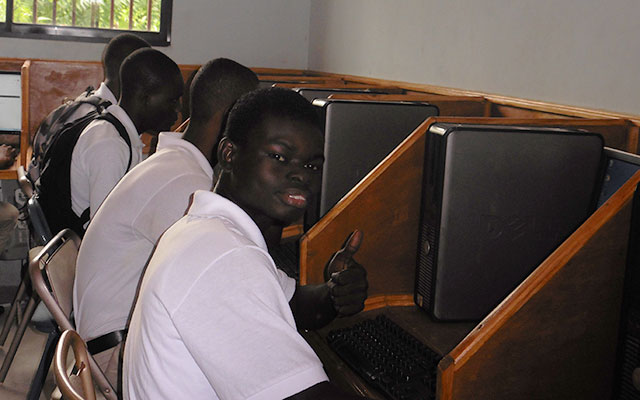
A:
[[0, 0, 171, 45]]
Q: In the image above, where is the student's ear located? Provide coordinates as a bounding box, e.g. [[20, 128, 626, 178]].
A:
[[217, 137, 236, 171]]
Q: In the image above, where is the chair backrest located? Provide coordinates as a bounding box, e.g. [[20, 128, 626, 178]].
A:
[[30, 229, 117, 400], [27, 195, 53, 246], [54, 329, 97, 400], [16, 165, 33, 198], [29, 228, 79, 330]]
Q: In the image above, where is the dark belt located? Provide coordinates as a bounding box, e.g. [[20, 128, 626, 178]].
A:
[[87, 329, 127, 355]]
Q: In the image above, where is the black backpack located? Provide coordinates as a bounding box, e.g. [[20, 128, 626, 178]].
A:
[[27, 87, 112, 182], [37, 110, 132, 237]]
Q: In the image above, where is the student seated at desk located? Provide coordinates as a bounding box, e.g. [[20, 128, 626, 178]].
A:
[[73, 58, 259, 386], [124, 88, 370, 400], [28, 33, 150, 181], [38, 48, 184, 236]]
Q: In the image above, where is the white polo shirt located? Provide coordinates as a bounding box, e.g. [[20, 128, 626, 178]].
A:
[[74, 132, 214, 341], [70, 103, 144, 220], [124, 191, 327, 400]]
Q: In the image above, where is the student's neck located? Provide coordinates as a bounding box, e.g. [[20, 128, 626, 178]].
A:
[[103, 79, 119, 99], [118, 98, 144, 135], [214, 183, 284, 251], [182, 115, 223, 165], [263, 225, 285, 252]]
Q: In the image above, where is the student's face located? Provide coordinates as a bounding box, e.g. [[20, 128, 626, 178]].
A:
[[144, 76, 184, 133], [226, 116, 324, 227]]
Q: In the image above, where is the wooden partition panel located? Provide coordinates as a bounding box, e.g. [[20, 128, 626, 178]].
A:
[[259, 75, 343, 83], [21, 60, 103, 142], [274, 82, 403, 91], [252, 67, 309, 76], [299, 117, 637, 310], [327, 94, 489, 117], [438, 170, 640, 400], [0, 58, 26, 72], [299, 116, 430, 307]]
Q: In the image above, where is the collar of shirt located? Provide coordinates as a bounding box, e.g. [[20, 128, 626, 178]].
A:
[[104, 104, 144, 151], [188, 190, 268, 252], [93, 82, 118, 105], [156, 132, 214, 179]]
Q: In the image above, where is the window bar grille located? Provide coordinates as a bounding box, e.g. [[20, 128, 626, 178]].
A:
[[32, 0, 37, 23], [90, 2, 96, 27], [128, 0, 134, 30], [147, 0, 152, 30], [52, 0, 57, 25], [110, 0, 115, 28], [72, 0, 76, 26]]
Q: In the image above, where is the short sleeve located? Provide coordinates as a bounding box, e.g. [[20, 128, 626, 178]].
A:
[[81, 124, 130, 217], [171, 246, 327, 400]]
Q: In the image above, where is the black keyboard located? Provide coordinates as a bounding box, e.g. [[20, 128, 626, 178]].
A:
[[327, 315, 441, 400]]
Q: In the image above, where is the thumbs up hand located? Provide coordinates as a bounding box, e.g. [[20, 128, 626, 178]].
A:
[[326, 230, 368, 317]]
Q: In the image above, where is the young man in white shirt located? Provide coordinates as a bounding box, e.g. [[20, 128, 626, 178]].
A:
[[124, 88, 370, 399], [73, 58, 259, 386], [28, 33, 150, 181], [40, 48, 184, 236]]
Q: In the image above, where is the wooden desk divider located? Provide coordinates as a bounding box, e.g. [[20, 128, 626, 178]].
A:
[[252, 67, 309, 76], [258, 74, 344, 83], [299, 116, 638, 399], [327, 93, 490, 118], [21, 59, 103, 143], [274, 81, 404, 91]]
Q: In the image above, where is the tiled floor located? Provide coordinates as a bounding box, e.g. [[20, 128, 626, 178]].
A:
[[0, 306, 57, 400]]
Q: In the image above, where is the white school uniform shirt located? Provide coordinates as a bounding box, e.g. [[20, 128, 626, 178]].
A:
[[69, 103, 144, 220], [124, 191, 328, 400], [74, 132, 214, 341]]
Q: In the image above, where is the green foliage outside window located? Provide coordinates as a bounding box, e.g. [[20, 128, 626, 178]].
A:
[[0, 0, 161, 32]]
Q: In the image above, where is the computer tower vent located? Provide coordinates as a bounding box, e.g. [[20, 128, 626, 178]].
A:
[[415, 221, 437, 310], [616, 309, 640, 399]]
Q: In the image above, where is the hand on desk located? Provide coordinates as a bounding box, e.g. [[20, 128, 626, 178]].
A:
[[326, 230, 368, 317], [0, 145, 17, 169]]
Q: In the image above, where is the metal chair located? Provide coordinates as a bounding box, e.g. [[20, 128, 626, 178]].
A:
[[16, 165, 34, 199], [0, 179, 55, 399], [0, 171, 49, 349], [54, 329, 97, 400], [30, 229, 117, 400]]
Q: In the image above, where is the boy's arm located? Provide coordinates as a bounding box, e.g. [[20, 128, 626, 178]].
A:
[[290, 231, 368, 330]]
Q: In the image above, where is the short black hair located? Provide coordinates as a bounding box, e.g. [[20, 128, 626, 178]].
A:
[[224, 87, 321, 147], [102, 33, 150, 81], [119, 48, 182, 100], [190, 58, 259, 124]]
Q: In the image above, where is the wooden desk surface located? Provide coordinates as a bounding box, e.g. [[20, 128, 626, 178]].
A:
[[303, 306, 476, 399]]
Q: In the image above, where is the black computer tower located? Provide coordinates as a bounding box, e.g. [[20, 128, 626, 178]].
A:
[[415, 123, 605, 321]]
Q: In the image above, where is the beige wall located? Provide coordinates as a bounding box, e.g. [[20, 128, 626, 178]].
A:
[[1, 1, 638, 115], [308, 0, 640, 116]]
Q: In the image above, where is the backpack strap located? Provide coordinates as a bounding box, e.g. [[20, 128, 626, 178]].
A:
[[96, 112, 133, 171], [76, 112, 133, 228]]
